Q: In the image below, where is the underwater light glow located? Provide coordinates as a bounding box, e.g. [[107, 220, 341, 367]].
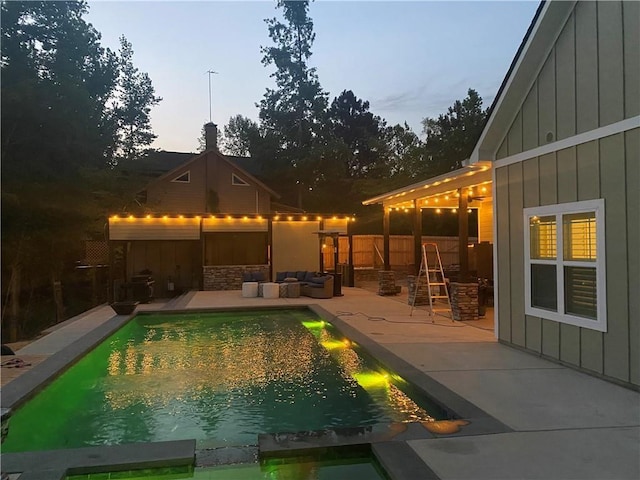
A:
[[353, 372, 390, 389], [301, 320, 327, 330], [321, 339, 349, 350]]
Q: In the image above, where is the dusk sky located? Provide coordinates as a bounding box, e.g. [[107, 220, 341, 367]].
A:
[[86, 1, 540, 153]]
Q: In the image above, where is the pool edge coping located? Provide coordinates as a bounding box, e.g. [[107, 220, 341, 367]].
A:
[[1, 303, 511, 479]]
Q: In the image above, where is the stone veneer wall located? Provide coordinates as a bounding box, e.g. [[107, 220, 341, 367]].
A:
[[450, 282, 478, 321], [377, 270, 398, 296], [406, 275, 429, 306], [203, 265, 270, 291]]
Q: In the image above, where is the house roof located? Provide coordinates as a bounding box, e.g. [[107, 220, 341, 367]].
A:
[[470, 0, 574, 162], [145, 148, 281, 199], [123, 150, 195, 178]]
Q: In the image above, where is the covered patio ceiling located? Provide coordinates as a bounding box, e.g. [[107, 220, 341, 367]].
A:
[[362, 161, 493, 210], [362, 160, 494, 276]]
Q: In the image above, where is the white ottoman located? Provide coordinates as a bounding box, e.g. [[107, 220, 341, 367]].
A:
[[242, 282, 259, 298], [262, 282, 280, 299]]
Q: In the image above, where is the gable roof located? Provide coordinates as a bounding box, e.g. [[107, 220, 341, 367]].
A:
[[121, 150, 195, 178], [145, 148, 281, 199], [470, 0, 575, 162]]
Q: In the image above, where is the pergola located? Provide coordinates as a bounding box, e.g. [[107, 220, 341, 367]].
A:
[[362, 161, 493, 281]]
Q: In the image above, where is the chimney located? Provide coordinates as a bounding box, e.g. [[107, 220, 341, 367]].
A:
[[204, 122, 218, 151]]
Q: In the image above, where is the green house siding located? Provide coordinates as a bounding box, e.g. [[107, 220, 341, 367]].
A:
[[497, 1, 638, 159], [496, 129, 639, 387]]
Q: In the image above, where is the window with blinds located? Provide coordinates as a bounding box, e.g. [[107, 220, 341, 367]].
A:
[[530, 215, 557, 259], [524, 199, 606, 332], [563, 212, 596, 261], [564, 266, 597, 318]]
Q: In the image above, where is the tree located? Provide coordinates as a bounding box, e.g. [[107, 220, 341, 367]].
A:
[[1, 1, 160, 341], [421, 88, 487, 175], [258, 0, 328, 199], [109, 36, 162, 163], [221, 114, 260, 156], [324, 90, 388, 179], [383, 122, 425, 179], [1, 0, 119, 178]]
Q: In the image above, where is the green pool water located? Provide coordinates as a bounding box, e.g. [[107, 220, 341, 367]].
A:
[[65, 452, 388, 480], [4, 309, 440, 452]]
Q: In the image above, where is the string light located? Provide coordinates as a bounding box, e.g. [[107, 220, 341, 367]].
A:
[[109, 213, 354, 222]]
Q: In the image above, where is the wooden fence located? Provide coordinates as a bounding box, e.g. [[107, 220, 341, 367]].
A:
[[322, 235, 478, 270]]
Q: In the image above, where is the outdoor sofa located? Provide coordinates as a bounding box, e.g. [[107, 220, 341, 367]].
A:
[[242, 270, 334, 299], [274, 270, 334, 299]]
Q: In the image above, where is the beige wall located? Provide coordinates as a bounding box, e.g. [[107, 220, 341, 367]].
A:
[[271, 221, 320, 278], [496, 1, 639, 160], [109, 217, 200, 240], [495, 128, 639, 387], [478, 201, 493, 243], [202, 217, 268, 232]]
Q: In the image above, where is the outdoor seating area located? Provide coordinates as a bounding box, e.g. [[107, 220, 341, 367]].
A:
[[241, 270, 334, 299]]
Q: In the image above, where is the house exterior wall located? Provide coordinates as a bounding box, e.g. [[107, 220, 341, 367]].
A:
[[496, 1, 639, 161], [109, 217, 201, 240], [145, 157, 207, 213], [144, 151, 273, 214], [271, 221, 320, 278], [496, 129, 639, 387], [493, 1, 639, 387], [209, 156, 271, 214], [478, 201, 493, 243], [125, 240, 202, 298]]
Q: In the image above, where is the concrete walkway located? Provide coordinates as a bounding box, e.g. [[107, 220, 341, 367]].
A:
[[5, 287, 639, 479]]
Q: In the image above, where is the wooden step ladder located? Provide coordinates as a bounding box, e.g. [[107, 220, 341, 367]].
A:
[[410, 242, 452, 319]]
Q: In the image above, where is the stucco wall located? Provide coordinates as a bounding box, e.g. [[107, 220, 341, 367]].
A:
[[271, 221, 320, 278]]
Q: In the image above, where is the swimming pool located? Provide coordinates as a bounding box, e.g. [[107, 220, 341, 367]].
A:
[[3, 309, 445, 452]]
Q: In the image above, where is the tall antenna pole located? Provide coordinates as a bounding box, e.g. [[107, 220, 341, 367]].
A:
[[206, 70, 218, 122]]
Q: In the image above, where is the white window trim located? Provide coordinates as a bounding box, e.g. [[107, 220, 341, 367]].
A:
[[232, 173, 249, 186], [171, 171, 190, 183], [523, 199, 606, 332]]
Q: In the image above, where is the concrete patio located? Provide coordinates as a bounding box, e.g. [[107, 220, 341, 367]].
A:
[[2, 287, 638, 479]]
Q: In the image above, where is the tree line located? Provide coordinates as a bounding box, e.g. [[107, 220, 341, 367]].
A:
[[217, 0, 488, 214], [1, 0, 487, 341], [1, 1, 160, 341]]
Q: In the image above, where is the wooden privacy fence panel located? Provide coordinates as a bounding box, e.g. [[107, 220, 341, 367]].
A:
[[322, 235, 478, 270]]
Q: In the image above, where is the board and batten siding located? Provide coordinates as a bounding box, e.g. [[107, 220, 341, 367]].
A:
[[127, 240, 202, 298], [146, 157, 207, 213], [495, 128, 639, 387], [212, 159, 270, 214], [496, 1, 639, 162]]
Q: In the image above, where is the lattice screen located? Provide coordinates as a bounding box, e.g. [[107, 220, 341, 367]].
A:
[[85, 241, 109, 265]]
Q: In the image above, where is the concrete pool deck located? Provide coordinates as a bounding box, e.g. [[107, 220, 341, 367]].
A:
[[2, 287, 639, 479]]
